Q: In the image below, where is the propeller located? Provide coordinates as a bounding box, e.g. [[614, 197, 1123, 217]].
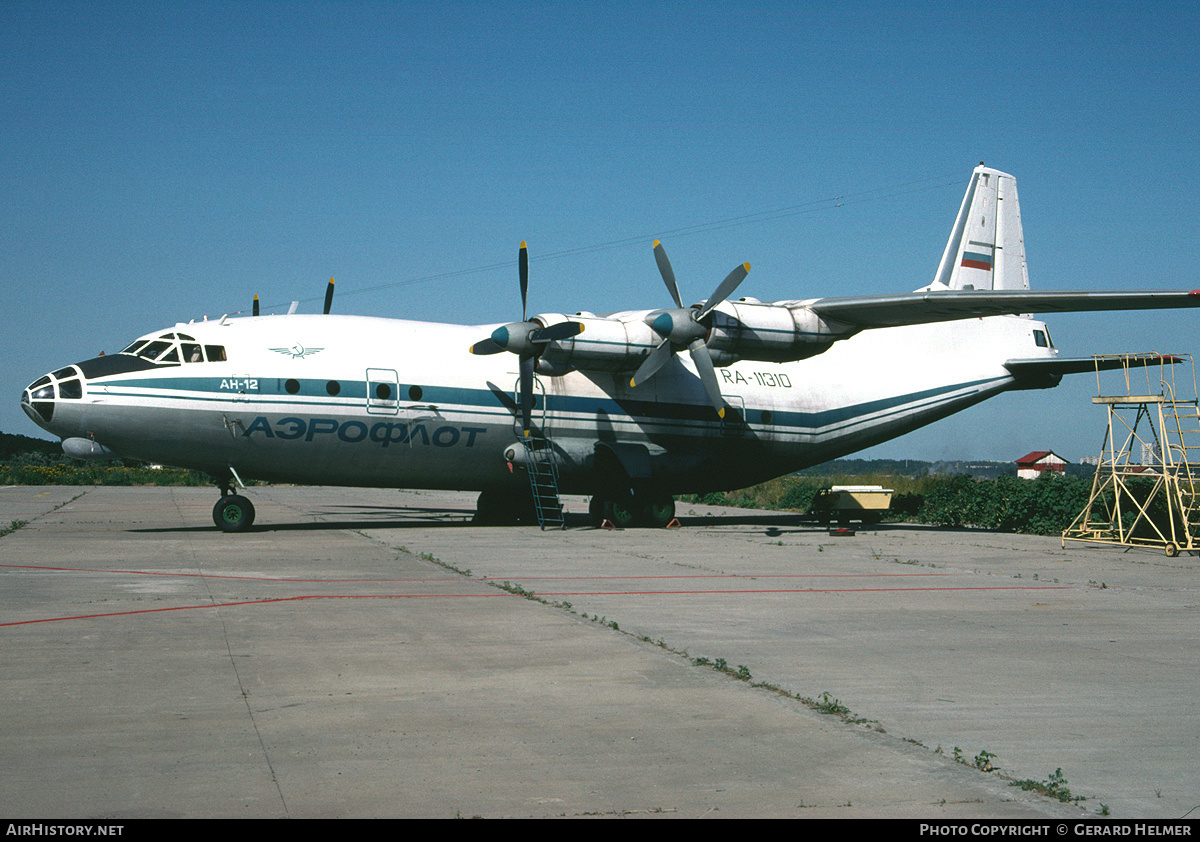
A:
[[468, 242, 583, 436], [252, 294, 259, 317], [323, 278, 335, 315], [629, 240, 750, 417]]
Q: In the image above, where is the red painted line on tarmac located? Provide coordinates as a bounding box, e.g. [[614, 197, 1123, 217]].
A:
[[0, 593, 507, 627], [533, 585, 1073, 596], [0, 581, 1077, 627]]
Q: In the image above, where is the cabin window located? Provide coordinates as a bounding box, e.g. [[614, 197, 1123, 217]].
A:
[[204, 345, 227, 362], [182, 343, 202, 363], [1033, 330, 1048, 348], [326, 380, 341, 396], [409, 385, 423, 401], [58, 379, 82, 399], [285, 379, 300, 395], [375, 383, 392, 401]]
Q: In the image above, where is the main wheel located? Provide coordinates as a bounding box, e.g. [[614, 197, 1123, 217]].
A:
[[603, 495, 638, 529], [213, 495, 255, 532], [639, 492, 676, 528]]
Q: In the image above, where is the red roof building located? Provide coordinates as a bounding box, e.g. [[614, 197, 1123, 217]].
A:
[[1015, 450, 1068, 480]]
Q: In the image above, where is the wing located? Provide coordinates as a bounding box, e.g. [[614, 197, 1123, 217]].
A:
[[803, 290, 1200, 329]]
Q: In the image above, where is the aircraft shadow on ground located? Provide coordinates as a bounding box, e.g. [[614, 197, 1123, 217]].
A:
[[129, 506, 948, 535]]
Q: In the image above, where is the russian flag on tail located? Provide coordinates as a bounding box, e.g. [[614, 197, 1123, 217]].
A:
[[961, 250, 993, 271]]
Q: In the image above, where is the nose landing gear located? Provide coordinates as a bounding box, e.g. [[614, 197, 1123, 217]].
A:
[[213, 487, 255, 532]]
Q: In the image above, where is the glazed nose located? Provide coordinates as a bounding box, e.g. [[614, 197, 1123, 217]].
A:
[[21, 366, 83, 428]]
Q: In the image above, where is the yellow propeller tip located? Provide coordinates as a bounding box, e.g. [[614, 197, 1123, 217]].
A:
[[718, 407, 726, 419], [629, 377, 637, 388], [743, 262, 751, 272], [520, 240, 527, 249], [653, 239, 661, 247]]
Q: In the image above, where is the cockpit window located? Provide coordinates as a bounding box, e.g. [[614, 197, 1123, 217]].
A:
[[118, 333, 227, 366], [137, 340, 172, 360]]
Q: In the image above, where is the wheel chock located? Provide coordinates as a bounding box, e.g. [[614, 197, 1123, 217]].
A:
[[665, 518, 681, 528]]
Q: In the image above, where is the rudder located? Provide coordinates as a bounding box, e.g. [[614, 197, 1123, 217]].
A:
[[930, 164, 1029, 291]]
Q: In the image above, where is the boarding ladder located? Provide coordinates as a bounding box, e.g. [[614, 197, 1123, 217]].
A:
[[1062, 353, 1200, 556], [520, 433, 565, 530]]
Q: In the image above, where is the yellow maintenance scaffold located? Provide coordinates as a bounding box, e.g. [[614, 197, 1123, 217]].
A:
[[1062, 353, 1200, 557]]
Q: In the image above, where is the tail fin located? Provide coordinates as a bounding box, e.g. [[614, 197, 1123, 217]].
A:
[[930, 164, 1029, 291]]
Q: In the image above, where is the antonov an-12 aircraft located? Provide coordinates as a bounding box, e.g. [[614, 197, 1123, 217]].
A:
[[20, 165, 1200, 531]]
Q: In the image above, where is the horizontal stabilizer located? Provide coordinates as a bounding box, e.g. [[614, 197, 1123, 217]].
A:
[[807, 289, 1200, 330], [1004, 353, 1184, 378]]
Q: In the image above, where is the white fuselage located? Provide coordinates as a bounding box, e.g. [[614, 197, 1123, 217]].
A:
[[22, 311, 1055, 495]]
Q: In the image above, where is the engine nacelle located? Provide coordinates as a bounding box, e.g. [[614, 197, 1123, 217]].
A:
[[528, 302, 859, 375], [705, 301, 856, 364], [535, 313, 663, 373]]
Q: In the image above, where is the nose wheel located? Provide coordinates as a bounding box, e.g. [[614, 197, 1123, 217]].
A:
[[213, 494, 255, 532]]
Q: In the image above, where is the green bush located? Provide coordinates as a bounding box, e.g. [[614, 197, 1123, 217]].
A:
[[917, 472, 1092, 533], [0, 457, 211, 487], [683, 471, 1097, 536]]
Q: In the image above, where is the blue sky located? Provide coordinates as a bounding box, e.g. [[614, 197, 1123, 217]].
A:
[[3, 0, 1198, 464]]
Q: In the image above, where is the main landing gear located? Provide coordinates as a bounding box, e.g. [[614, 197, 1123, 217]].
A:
[[474, 488, 676, 528], [588, 490, 676, 529], [213, 487, 255, 533]]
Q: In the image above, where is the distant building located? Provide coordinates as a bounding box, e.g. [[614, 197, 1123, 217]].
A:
[[1139, 441, 1161, 466], [1015, 450, 1068, 480]]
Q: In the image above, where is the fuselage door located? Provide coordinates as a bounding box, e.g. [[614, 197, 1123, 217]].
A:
[[513, 373, 549, 436], [367, 368, 400, 415]]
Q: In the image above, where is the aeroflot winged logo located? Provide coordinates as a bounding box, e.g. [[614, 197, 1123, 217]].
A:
[[270, 344, 324, 359]]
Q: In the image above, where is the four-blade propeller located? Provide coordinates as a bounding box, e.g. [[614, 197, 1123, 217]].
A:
[[468, 242, 582, 436], [630, 240, 749, 417]]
